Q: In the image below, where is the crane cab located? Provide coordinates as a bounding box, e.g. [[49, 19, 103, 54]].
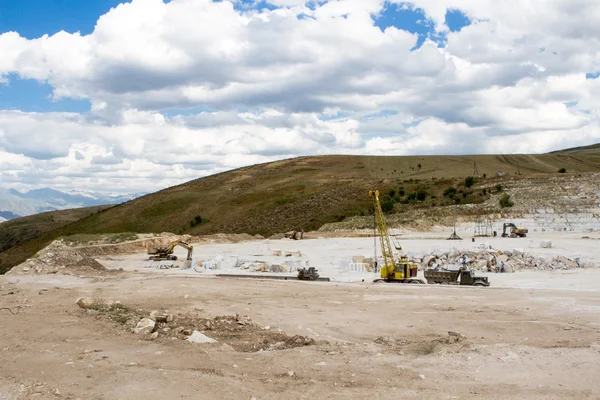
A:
[[381, 257, 420, 282]]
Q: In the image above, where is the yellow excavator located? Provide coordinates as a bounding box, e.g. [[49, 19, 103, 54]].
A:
[[369, 190, 424, 284], [148, 240, 194, 262], [501, 223, 528, 238]]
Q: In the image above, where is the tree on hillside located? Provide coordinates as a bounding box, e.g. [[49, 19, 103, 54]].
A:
[[190, 215, 203, 227], [381, 198, 394, 213], [465, 176, 475, 188], [417, 163, 422, 170]]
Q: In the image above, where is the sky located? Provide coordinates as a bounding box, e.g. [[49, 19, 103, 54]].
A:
[[1, 0, 600, 194]]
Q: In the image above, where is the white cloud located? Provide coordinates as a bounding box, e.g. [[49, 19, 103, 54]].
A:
[[0, 0, 600, 193]]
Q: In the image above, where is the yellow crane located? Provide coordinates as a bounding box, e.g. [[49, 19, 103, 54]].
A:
[[369, 190, 424, 284]]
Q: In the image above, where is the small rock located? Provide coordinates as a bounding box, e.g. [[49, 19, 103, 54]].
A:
[[76, 297, 95, 309], [182, 329, 192, 336], [150, 332, 159, 340], [233, 364, 238, 368], [54, 388, 61, 396], [313, 361, 327, 366], [263, 326, 271, 330], [418, 374, 425, 380], [287, 370, 295, 377], [187, 330, 217, 343], [448, 331, 461, 337], [39, 288, 48, 295], [134, 318, 156, 335]]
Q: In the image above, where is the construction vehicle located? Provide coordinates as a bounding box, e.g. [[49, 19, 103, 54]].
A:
[[148, 240, 194, 262], [284, 230, 304, 240], [501, 223, 528, 238], [369, 190, 424, 284], [297, 266, 320, 280], [425, 267, 490, 286]]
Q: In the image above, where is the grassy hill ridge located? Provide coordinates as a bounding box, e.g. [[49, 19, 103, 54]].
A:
[[1, 148, 600, 274]]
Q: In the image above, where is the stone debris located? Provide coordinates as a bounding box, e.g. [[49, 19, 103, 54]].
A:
[[417, 246, 594, 272], [149, 310, 172, 323], [187, 330, 217, 343], [134, 318, 156, 335]]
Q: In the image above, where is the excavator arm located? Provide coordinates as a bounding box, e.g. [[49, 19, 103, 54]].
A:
[[149, 240, 194, 262]]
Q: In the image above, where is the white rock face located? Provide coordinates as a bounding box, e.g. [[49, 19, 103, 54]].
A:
[[187, 331, 217, 343], [134, 318, 156, 335]]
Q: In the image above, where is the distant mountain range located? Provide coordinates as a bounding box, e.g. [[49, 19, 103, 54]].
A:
[[0, 188, 146, 221]]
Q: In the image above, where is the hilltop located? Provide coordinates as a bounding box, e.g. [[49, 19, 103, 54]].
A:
[[1, 146, 600, 274]]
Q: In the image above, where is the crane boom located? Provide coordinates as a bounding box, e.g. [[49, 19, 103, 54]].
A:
[[369, 189, 423, 283], [369, 190, 396, 277]]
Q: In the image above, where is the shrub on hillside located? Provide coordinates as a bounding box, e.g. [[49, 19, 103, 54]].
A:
[[465, 176, 475, 188], [443, 187, 457, 198], [558, 168, 567, 173], [190, 215, 203, 227], [381, 198, 395, 213], [495, 184, 503, 192], [499, 193, 514, 208]]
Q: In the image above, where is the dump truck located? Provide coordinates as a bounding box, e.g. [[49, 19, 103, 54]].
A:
[[425, 268, 490, 286]]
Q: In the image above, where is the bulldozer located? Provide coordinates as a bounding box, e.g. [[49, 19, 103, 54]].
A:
[[297, 266, 320, 280], [147, 240, 194, 262], [501, 223, 528, 238]]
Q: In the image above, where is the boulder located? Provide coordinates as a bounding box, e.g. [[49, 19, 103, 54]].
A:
[[187, 331, 217, 343], [134, 318, 156, 335], [422, 255, 434, 267], [76, 297, 95, 309]]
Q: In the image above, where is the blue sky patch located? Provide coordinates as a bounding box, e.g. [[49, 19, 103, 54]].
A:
[[445, 9, 470, 32], [230, 0, 277, 12], [0, 0, 130, 39], [0, 75, 90, 113], [586, 72, 600, 79], [373, 2, 438, 49], [564, 101, 578, 108], [362, 109, 398, 120]]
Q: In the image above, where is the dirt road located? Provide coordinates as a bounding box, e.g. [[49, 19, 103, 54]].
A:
[[1, 270, 600, 400]]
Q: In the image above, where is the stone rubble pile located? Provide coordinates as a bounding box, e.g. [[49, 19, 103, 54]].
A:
[[192, 249, 307, 274], [413, 246, 595, 272]]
